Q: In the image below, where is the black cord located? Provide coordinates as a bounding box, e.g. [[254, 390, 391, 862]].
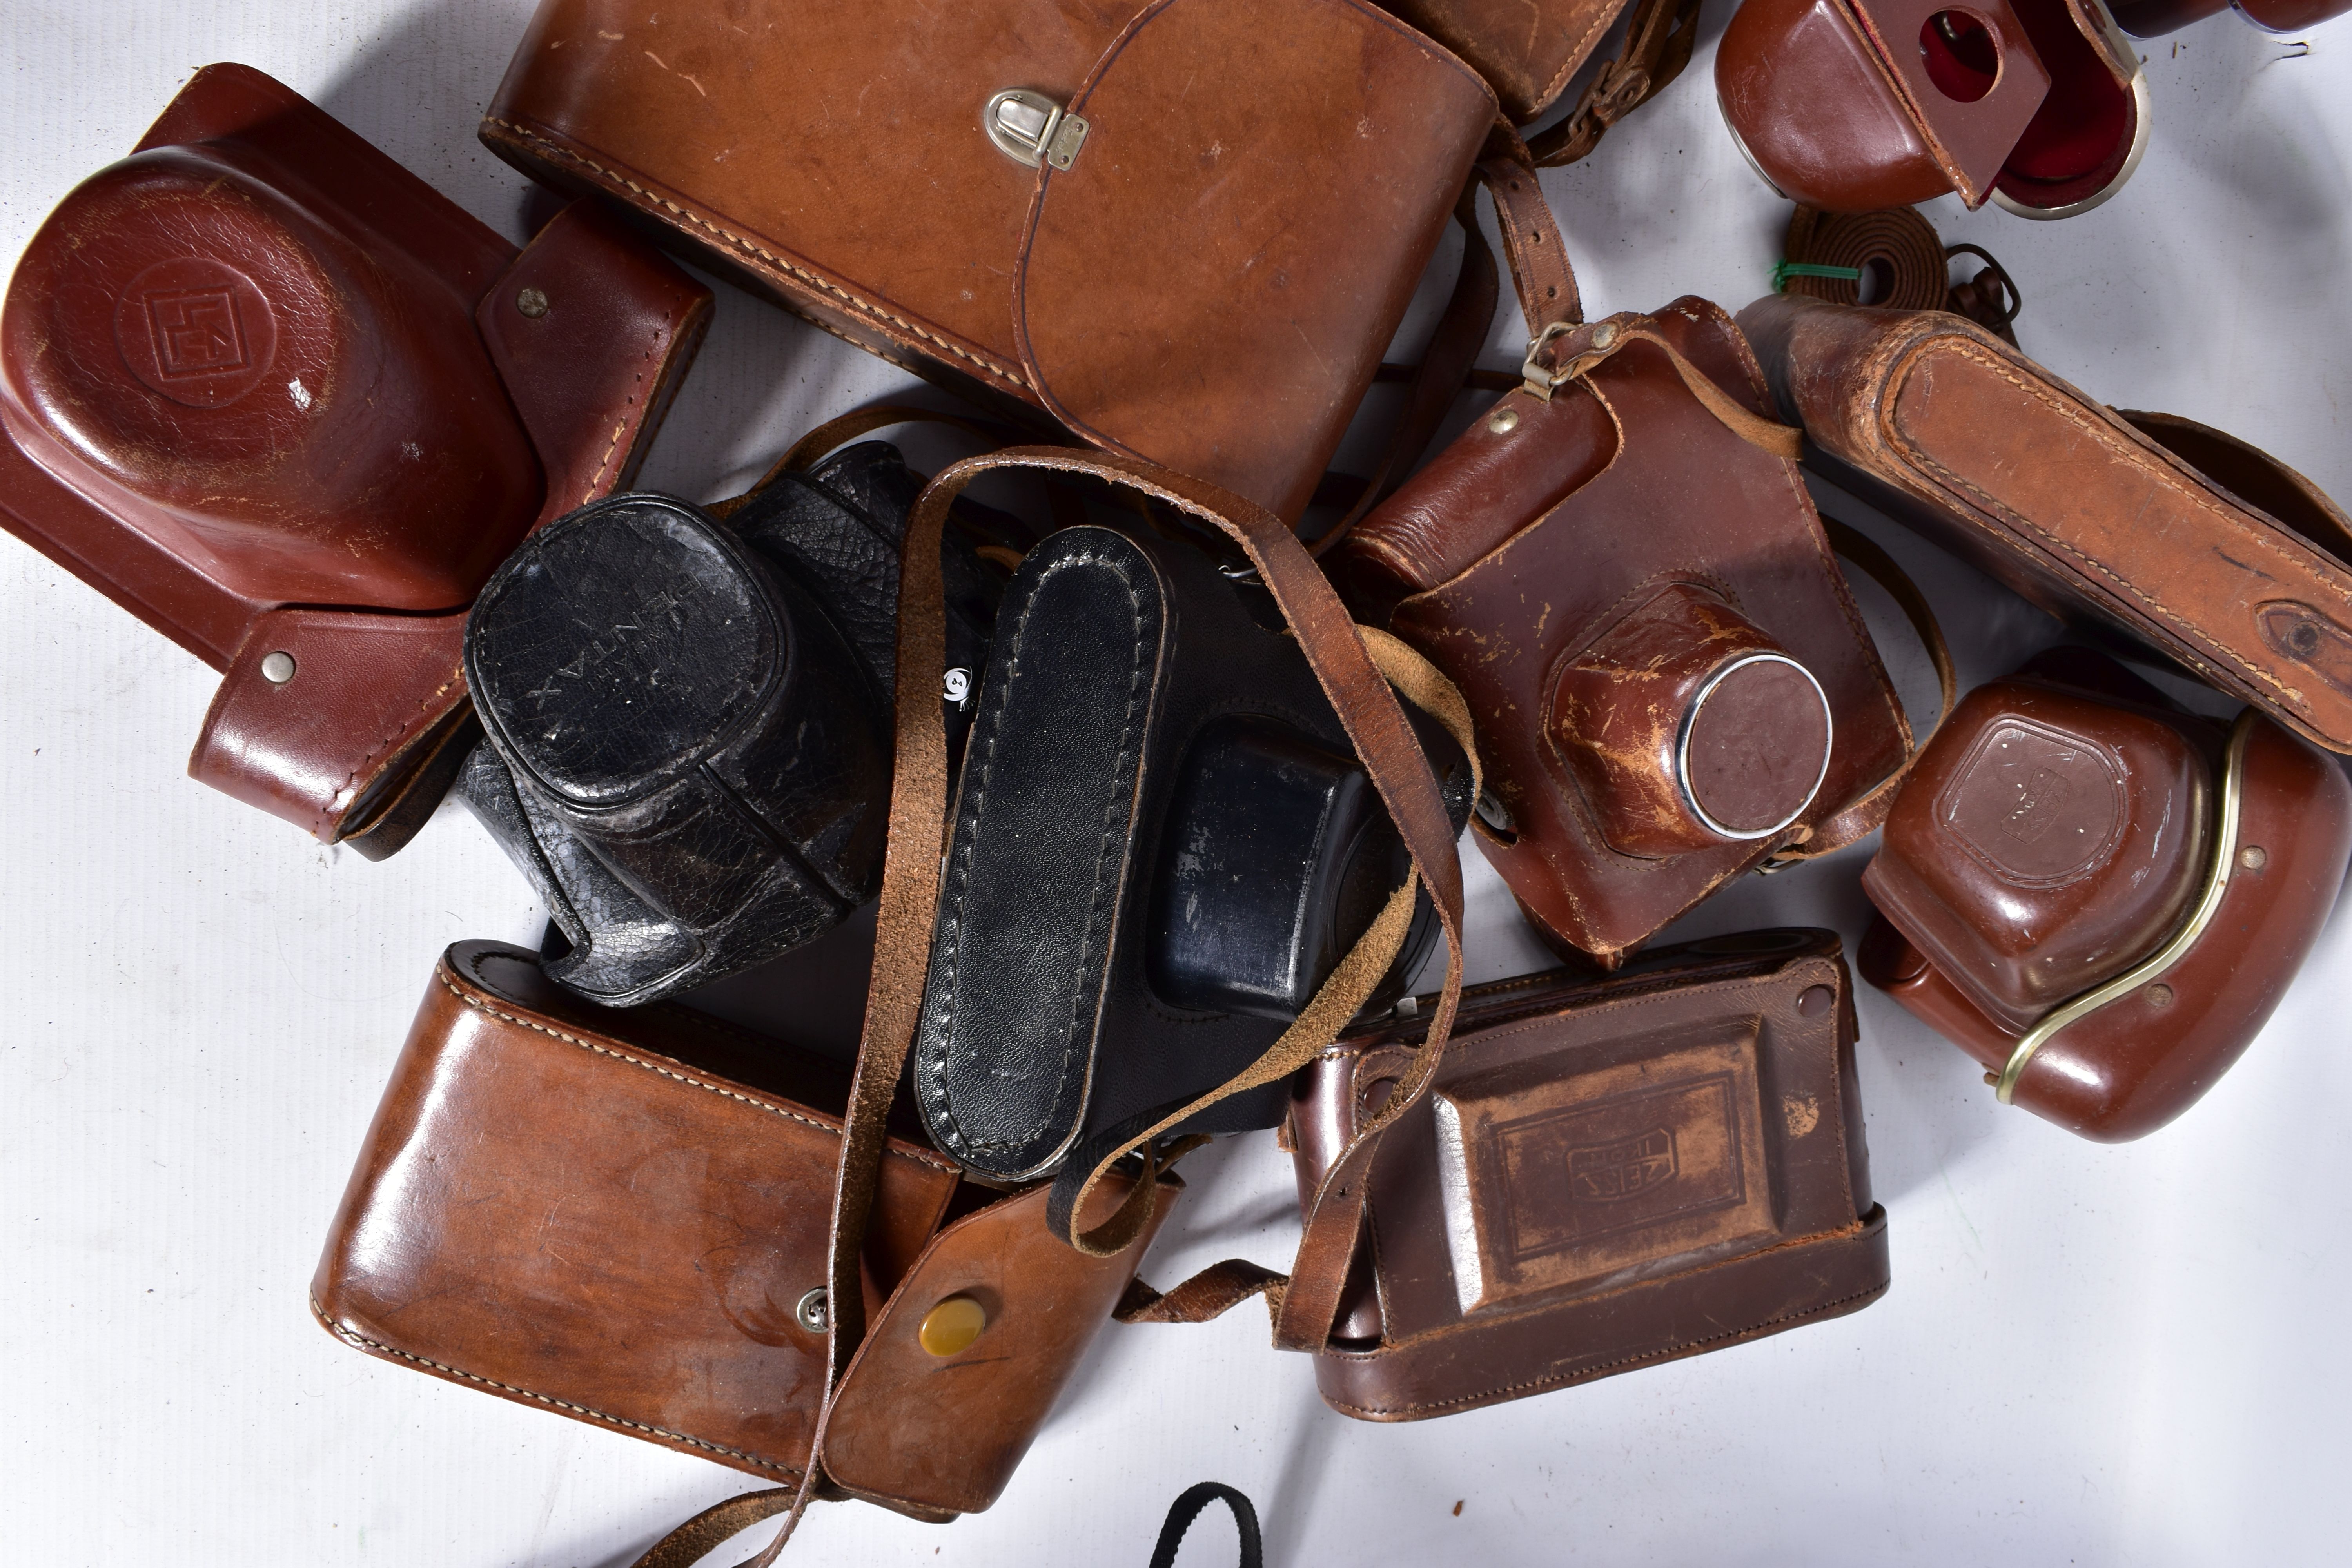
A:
[[1149, 1482, 1263, 1568]]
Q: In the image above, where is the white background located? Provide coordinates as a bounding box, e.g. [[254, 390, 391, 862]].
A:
[[4, 3, 2350, 1564]]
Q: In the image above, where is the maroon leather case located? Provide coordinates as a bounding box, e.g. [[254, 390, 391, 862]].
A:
[[0, 64, 711, 854], [1860, 650, 2352, 1140], [1287, 929, 1887, 1420]]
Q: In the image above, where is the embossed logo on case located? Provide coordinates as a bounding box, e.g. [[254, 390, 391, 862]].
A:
[[112, 256, 278, 408], [1937, 717, 2127, 887], [1566, 1127, 1677, 1202], [1433, 1031, 1775, 1315]]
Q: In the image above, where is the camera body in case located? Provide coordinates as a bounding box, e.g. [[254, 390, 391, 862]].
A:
[[1285, 928, 1887, 1419]]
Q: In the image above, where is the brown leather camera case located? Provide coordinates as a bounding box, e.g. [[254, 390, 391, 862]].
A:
[[478, 0, 1495, 522], [1715, 0, 2145, 218], [1337, 298, 1913, 965], [1860, 651, 2352, 1140], [313, 941, 1175, 1519], [1740, 293, 2352, 757], [1285, 928, 1887, 1420], [0, 65, 710, 853]]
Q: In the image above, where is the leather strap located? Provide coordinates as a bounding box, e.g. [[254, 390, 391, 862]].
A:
[[1312, 126, 1580, 557], [1764, 515, 1958, 865], [1150, 1483, 1264, 1568], [1525, 0, 1704, 168], [705, 404, 1032, 521], [1523, 314, 1802, 460], [626, 1486, 795, 1568]]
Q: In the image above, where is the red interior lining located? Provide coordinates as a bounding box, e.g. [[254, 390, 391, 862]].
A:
[[1995, 0, 2134, 206]]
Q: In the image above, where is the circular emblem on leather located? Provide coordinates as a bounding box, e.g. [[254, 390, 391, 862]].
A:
[[1936, 717, 2129, 887], [1679, 653, 1833, 839], [111, 255, 278, 408]]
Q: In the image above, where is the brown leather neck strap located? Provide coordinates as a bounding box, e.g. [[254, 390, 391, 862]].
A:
[[1524, 0, 1704, 169]]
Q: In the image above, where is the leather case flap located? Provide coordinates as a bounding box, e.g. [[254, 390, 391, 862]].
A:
[[313, 942, 960, 1484], [827, 1171, 1180, 1516], [1013, 0, 1493, 521]]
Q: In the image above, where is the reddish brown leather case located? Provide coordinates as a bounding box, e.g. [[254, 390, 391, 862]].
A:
[[1860, 650, 2352, 1140], [1740, 293, 2352, 757], [0, 65, 710, 854], [478, 0, 1493, 523], [1714, 0, 2146, 218], [1286, 928, 1887, 1420], [314, 940, 1176, 1519], [1336, 298, 1911, 965]]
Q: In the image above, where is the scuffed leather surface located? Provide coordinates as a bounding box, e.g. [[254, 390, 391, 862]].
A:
[[1715, 0, 1952, 210], [0, 64, 710, 845], [463, 493, 892, 1005], [312, 941, 958, 1484], [483, 0, 1492, 519], [1290, 929, 1887, 1419], [1740, 292, 2352, 755], [1013, 0, 1492, 521], [1354, 298, 1909, 964], [461, 446, 1005, 1005], [1380, 0, 1634, 120], [915, 521, 1470, 1180]]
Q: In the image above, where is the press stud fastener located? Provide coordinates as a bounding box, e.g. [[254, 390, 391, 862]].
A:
[[1591, 322, 1620, 349], [1486, 407, 1520, 435], [2239, 845, 2268, 871], [1795, 984, 1835, 1020], [516, 287, 550, 318], [2144, 983, 2176, 1009], [918, 1294, 987, 1357], [794, 1288, 829, 1333], [260, 651, 297, 684]]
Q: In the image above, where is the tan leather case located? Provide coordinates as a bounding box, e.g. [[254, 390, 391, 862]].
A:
[[1740, 293, 2352, 756], [314, 941, 1176, 1520], [1379, 0, 1634, 120], [1287, 929, 1887, 1420], [478, 0, 1495, 522]]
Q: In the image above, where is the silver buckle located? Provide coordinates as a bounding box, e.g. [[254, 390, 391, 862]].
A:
[[1519, 319, 1620, 401], [985, 89, 1089, 171]]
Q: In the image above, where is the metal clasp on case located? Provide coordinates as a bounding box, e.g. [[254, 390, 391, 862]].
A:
[[985, 89, 1089, 171]]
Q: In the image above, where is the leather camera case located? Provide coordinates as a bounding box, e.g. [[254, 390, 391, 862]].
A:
[[1740, 293, 2352, 757], [478, 0, 1495, 522], [1715, 0, 2146, 218], [459, 443, 1013, 1007], [1335, 297, 1913, 967], [1284, 928, 1888, 1420], [0, 64, 711, 854], [1376, 0, 1637, 121], [1860, 649, 2352, 1140], [914, 519, 1470, 1183], [314, 940, 1176, 1521]]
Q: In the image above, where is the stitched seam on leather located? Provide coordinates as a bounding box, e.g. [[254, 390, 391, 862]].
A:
[[921, 545, 1151, 1158], [1886, 338, 2352, 712], [1534, 4, 1621, 112], [311, 1298, 802, 1476], [1319, 1274, 1887, 1416], [316, 663, 466, 838], [482, 116, 1027, 390], [436, 971, 958, 1175]]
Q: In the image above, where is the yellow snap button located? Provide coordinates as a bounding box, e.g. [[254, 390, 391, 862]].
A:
[[918, 1294, 987, 1357]]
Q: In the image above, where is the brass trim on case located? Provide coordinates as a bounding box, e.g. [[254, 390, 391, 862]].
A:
[[1993, 708, 2255, 1104]]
